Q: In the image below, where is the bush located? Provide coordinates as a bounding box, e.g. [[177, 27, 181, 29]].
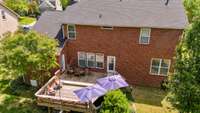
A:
[[100, 90, 132, 113]]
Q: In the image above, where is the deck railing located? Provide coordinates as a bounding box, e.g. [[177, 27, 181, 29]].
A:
[[35, 70, 96, 113]]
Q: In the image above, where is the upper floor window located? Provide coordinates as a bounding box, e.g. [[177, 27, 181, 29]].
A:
[[139, 28, 151, 44], [101, 26, 113, 30], [1, 10, 6, 20], [67, 24, 76, 39], [150, 58, 171, 76]]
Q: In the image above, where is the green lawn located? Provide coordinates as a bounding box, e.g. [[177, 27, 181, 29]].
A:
[[133, 86, 178, 113], [0, 68, 46, 113], [19, 17, 36, 25]]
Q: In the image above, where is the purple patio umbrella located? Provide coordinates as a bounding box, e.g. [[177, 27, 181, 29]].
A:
[[74, 84, 107, 103], [96, 74, 129, 91]]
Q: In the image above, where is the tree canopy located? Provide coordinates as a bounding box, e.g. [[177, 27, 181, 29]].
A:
[[184, 0, 200, 22], [60, 0, 69, 10], [100, 90, 131, 113], [5, 0, 40, 16], [0, 31, 58, 85], [168, 20, 200, 113]]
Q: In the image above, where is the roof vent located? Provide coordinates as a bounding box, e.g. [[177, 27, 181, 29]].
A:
[[165, 0, 169, 6], [99, 14, 102, 18]]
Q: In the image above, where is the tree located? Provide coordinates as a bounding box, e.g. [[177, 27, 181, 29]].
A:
[[184, 0, 200, 22], [5, 0, 29, 16], [0, 31, 58, 86], [60, 0, 69, 10], [168, 20, 200, 113], [100, 90, 131, 113], [28, 0, 40, 16]]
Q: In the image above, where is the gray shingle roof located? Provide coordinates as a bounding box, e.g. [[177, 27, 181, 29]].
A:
[[62, 0, 188, 29], [34, 0, 188, 38], [33, 11, 62, 38]]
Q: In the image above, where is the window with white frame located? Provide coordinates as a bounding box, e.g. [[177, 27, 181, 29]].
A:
[[150, 58, 171, 76], [1, 10, 6, 20], [87, 53, 96, 68], [139, 28, 151, 44], [78, 52, 104, 69], [96, 53, 104, 69], [67, 24, 76, 39], [78, 52, 87, 67]]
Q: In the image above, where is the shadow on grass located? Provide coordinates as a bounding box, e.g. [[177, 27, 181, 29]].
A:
[[132, 86, 167, 107], [0, 94, 47, 113], [0, 77, 37, 99], [0, 77, 47, 113]]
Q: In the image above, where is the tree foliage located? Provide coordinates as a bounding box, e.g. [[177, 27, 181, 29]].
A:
[[0, 31, 58, 85], [168, 20, 200, 113], [60, 0, 69, 10], [184, 0, 200, 22], [5, 0, 40, 16], [100, 90, 131, 113], [5, 0, 29, 16]]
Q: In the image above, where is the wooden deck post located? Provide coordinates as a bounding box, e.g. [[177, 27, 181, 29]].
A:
[[48, 107, 52, 113]]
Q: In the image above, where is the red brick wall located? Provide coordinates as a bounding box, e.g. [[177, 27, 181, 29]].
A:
[[62, 25, 183, 87]]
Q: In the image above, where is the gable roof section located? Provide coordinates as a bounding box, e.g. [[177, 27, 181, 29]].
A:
[[61, 0, 188, 29], [33, 11, 62, 38], [0, 2, 20, 18]]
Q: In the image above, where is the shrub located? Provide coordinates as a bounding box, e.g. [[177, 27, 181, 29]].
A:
[[100, 90, 132, 113]]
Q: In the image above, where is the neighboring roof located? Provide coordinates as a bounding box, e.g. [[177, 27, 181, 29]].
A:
[[39, 0, 56, 9], [61, 0, 188, 29], [33, 11, 62, 38], [0, 2, 20, 18]]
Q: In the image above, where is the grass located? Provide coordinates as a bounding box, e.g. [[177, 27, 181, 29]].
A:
[[132, 86, 178, 113], [19, 16, 36, 25], [0, 68, 46, 113]]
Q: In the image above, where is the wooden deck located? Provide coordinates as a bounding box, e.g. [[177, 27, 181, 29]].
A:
[[35, 71, 106, 113], [60, 71, 106, 83]]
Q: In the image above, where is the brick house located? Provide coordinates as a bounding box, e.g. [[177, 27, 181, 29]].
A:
[[34, 0, 188, 87]]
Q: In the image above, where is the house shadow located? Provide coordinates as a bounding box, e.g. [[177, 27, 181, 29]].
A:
[[0, 77, 47, 113], [132, 86, 168, 107], [0, 77, 37, 99]]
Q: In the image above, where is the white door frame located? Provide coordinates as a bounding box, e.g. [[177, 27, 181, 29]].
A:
[[107, 56, 116, 73], [61, 54, 66, 72]]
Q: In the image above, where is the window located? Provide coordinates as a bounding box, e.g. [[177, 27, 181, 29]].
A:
[[101, 26, 113, 30], [139, 28, 151, 44], [78, 52, 104, 69], [96, 53, 104, 69], [150, 58, 171, 76], [78, 52, 87, 67], [1, 10, 6, 20], [87, 53, 96, 68], [67, 24, 76, 39]]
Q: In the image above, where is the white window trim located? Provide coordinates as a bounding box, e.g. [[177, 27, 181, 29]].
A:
[[101, 26, 113, 30], [78, 52, 87, 67], [139, 28, 151, 44], [107, 56, 116, 73], [78, 52, 105, 69], [67, 24, 76, 40], [86, 52, 96, 68], [150, 58, 171, 76], [96, 53, 104, 69], [62, 25, 65, 40]]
